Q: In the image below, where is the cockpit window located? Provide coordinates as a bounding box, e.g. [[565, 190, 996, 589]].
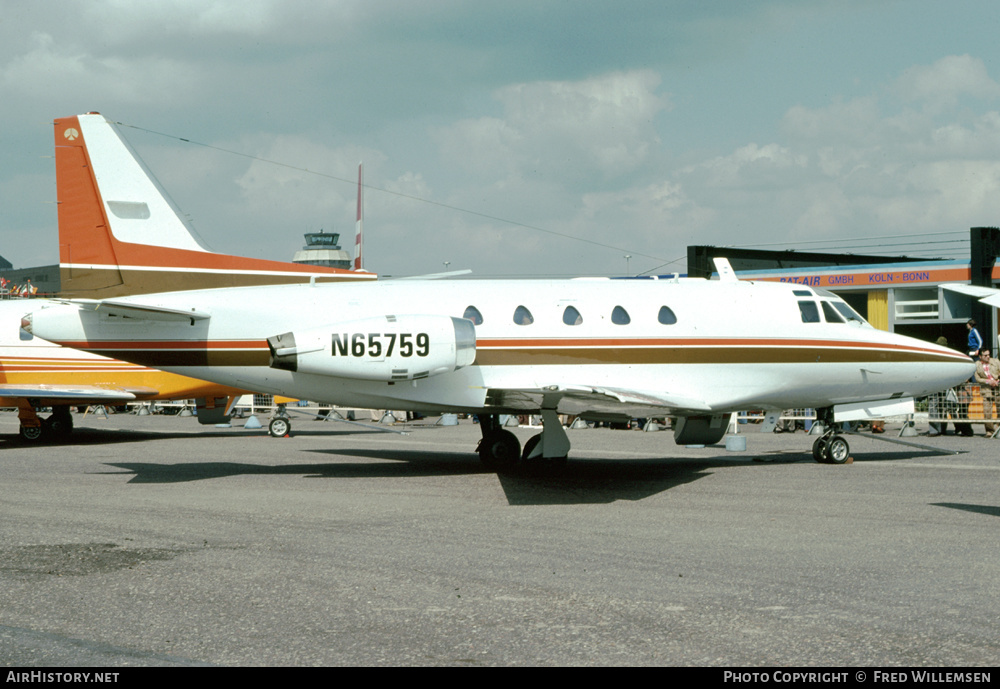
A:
[[611, 305, 630, 325], [562, 305, 582, 325], [513, 305, 534, 325], [798, 301, 820, 323], [463, 305, 483, 325], [821, 301, 845, 323], [658, 305, 677, 325], [832, 301, 869, 326]]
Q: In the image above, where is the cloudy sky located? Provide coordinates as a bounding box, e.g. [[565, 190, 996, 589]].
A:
[[3, 0, 1000, 278]]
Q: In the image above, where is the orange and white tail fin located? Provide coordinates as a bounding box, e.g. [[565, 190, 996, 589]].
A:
[[54, 113, 376, 298], [354, 162, 363, 271]]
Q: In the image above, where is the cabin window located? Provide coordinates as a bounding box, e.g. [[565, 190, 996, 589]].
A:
[[611, 305, 630, 325], [657, 305, 677, 325], [798, 301, 820, 323], [562, 305, 582, 325], [821, 301, 845, 323], [463, 305, 483, 325], [513, 305, 534, 325]]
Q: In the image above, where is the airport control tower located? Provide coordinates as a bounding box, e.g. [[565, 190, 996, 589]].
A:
[[292, 230, 352, 269]]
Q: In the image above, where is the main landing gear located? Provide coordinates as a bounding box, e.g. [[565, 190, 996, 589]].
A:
[[17, 404, 74, 443], [477, 410, 570, 472], [811, 407, 850, 464]]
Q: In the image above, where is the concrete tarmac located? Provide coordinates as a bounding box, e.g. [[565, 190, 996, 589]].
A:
[[0, 410, 997, 666]]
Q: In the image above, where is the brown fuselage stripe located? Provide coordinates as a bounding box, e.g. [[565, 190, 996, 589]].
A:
[[473, 348, 957, 365], [68, 341, 965, 368], [81, 349, 271, 368]]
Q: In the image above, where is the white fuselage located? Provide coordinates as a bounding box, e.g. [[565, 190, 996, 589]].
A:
[[25, 277, 975, 416], [0, 299, 247, 403]]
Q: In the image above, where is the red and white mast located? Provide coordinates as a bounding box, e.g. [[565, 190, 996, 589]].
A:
[[353, 162, 364, 271]]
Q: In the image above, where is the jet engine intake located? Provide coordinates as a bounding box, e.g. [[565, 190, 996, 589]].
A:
[[267, 314, 476, 382]]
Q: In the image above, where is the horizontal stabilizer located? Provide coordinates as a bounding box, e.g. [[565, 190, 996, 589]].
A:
[[72, 299, 210, 322], [394, 269, 473, 280]]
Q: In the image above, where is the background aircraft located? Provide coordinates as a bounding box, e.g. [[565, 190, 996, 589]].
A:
[[2, 113, 373, 441]]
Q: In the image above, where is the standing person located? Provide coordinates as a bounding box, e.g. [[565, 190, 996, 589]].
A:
[[967, 319, 984, 359], [955, 381, 975, 436], [974, 348, 1000, 437]]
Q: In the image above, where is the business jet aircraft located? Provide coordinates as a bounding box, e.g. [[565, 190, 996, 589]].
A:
[[3, 112, 373, 441], [22, 117, 975, 466], [24, 269, 976, 465]]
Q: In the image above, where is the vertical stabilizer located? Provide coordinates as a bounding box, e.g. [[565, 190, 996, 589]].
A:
[[54, 113, 376, 298]]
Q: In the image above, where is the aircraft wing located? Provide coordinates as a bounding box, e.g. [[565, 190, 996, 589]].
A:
[[0, 385, 147, 406], [484, 384, 712, 417], [0, 383, 150, 404], [940, 283, 1000, 309]]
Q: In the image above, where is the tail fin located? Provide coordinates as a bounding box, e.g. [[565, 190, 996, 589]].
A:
[[54, 113, 376, 298], [354, 162, 363, 271]]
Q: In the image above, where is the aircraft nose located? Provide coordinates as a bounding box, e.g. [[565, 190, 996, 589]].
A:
[[20, 315, 31, 334]]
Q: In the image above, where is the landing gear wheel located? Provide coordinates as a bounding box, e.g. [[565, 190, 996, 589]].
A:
[[477, 429, 521, 472], [824, 435, 850, 464], [44, 408, 74, 439], [268, 417, 291, 437], [812, 437, 830, 463], [18, 425, 43, 443]]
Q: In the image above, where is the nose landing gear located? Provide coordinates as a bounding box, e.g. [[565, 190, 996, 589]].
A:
[[812, 433, 851, 464], [811, 407, 851, 464]]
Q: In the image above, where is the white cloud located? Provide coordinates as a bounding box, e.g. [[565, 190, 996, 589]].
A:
[[435, 70, 669, 183], [783, 96, 883, 145], [683, 142, 808, 190], [894, 54, 1000, 110], [84, 0, 282, 37], [0, 31, 200, 106]]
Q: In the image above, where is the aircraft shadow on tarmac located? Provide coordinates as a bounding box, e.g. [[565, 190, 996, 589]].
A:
[[0, 425, 399, 447], [930, 502, 1000, 518], [102, 453, 719, 504], [93, 446, 910, 506], [75, 433, 958, 506]]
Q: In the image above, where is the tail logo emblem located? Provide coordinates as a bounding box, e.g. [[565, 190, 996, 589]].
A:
[[64, 128, 79, 141]]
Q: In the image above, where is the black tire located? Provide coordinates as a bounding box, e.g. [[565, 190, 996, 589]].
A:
[[824, 436, 850, 464], [19, 425, 43, 443], [477, 429, 521, 472], [269, 417, 291, 437], [45, 408, 74, 438], [812, 437, 829, 463]]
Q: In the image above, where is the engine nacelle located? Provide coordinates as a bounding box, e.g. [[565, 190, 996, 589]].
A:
[[672, 414, 730, 446], [267, 314, 476, 382]]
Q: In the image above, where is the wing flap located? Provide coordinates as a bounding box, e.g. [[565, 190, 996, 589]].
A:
[[484, 384, 712, 416]]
